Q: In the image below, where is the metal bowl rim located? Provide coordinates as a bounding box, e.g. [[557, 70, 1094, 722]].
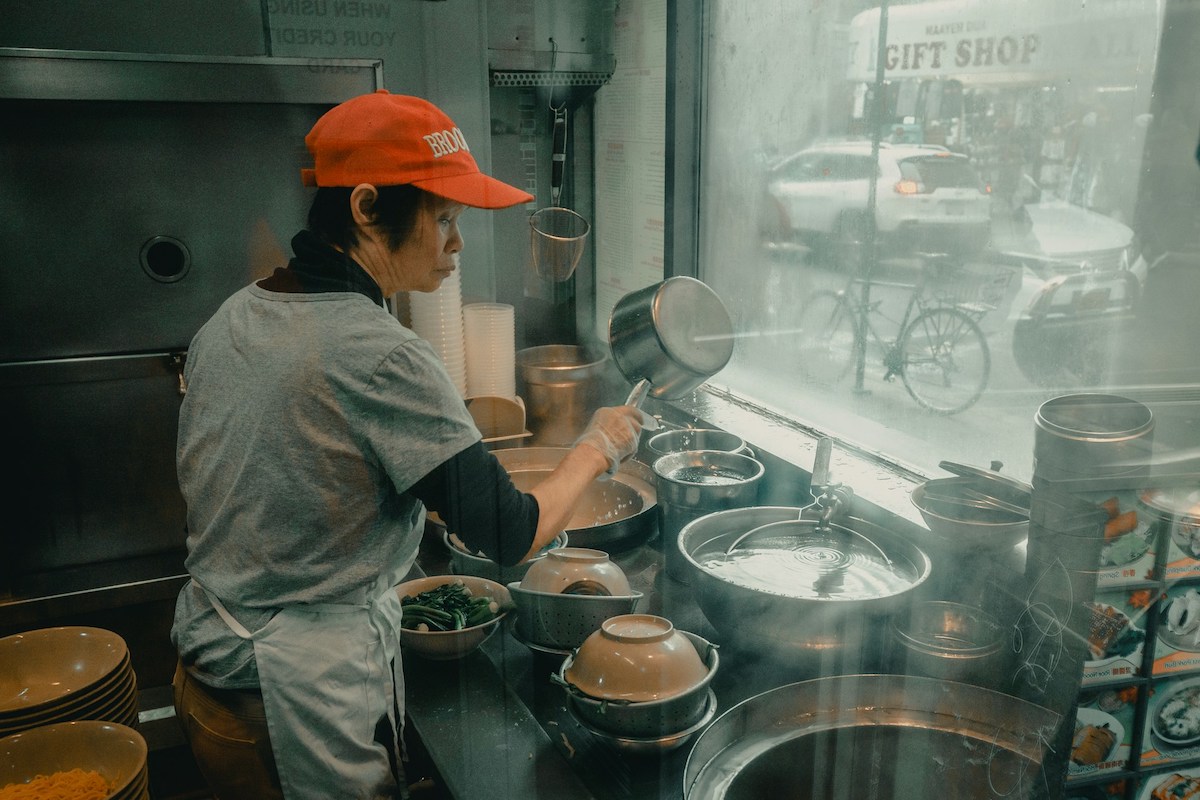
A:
[[506, 582, 645, 602], [911, 483, 1029, 530], [567, 688, 718, 751], [677, 507, 933, 602]]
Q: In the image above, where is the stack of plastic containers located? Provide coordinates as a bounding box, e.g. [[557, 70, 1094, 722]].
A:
[[408, 270, 467, 396], [463, 303, 516, 399]]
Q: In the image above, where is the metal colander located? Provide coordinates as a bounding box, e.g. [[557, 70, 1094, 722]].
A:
[[507, 583, 643, 651]]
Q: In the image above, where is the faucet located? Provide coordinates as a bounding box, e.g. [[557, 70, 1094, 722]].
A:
[[805, 437, 854, 527]]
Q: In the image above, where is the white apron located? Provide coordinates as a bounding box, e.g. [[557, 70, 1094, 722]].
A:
[[197, 563, 409, 800]]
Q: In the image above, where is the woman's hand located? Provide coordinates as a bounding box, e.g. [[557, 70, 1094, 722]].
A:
[[574, 406, 654, 476], [522, 406, 654, 561]]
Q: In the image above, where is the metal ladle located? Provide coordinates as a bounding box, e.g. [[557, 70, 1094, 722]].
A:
[[933, 460, 1031, 518], [920, 488, 1028, 518], [723, 438, 894, 569]]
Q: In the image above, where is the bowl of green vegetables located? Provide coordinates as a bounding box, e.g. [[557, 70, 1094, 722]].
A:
[[396, 575, 512, 660]]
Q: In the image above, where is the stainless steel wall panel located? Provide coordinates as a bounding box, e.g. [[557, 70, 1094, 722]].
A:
[[1, 99, 328, 359], [487, 0, 616, 73], [0, 49, 381, 604], [1, 0, 268, 57], [0, 51, 381, 362], [0, 354, 188, 592], [0, 49, 383, 104]]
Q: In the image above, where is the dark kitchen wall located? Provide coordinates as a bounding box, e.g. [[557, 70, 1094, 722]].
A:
[[3, 0, 268, 55], [0, 0, 610, 626], [2, 0, 509, 299], [0, 0, 485, 690], [2, 0, 615, 337], [0, 1, 272, 608]]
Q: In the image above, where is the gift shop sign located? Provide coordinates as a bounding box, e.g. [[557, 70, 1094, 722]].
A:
[[847, 0, 1163, 82]]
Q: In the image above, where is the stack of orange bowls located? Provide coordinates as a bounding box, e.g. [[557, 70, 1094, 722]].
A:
[[0, 626, 138, 738]]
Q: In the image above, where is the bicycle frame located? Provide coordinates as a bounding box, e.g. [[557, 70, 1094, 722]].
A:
[[841, 270, 933, 389], [798, 255, 994, 414]]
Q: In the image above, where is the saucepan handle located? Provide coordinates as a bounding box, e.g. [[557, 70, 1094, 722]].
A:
[[625, 378, 651, 409]]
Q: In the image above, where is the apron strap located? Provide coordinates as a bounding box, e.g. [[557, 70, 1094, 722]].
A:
[[196, 580, 255, 639], [195, 579, 371, 641]]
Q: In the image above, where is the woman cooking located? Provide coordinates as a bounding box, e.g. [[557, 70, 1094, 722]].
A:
[[171, 90, 648, 800]]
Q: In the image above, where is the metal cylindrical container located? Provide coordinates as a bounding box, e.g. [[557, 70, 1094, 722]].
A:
[[608, 277, 734, 402], [516, 345, 607, 446], [1033, 393, 1155, 488], [1022, 394, 1156, 784], [1028, 393, 1155, 581], [645, 428, 752, 460], [652, 451, 764, 583], [890, 601, 1006, 690]]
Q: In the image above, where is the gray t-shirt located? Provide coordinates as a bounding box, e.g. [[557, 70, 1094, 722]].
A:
[[172, 283, 479, 686]]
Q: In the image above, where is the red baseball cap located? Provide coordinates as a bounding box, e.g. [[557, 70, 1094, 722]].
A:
[[301, 90, 533, 209]]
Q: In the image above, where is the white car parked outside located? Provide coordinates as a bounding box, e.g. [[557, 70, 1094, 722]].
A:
[[763, 141, 992, 265]]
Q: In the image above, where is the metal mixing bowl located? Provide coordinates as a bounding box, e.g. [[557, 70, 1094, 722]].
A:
[[492, 447, 657, 552], [567, 688, 718, 756], [911, 477, 1029, 553], [676, 507, 931, 668], [443, 531, 567, 585]]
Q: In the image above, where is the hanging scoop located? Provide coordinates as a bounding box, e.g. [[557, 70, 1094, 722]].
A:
[[530, 207, 590, 282], [530, 107, 591, 282]]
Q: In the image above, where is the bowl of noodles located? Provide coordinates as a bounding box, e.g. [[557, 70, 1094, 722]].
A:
[[0, 720, 147, 799]]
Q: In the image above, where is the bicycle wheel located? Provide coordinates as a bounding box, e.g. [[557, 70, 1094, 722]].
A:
[[796, 290, 857, 388], [898, 307, 990, 414]]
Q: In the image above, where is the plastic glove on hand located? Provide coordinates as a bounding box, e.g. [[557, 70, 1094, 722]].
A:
[[575, 406, 657, 478]]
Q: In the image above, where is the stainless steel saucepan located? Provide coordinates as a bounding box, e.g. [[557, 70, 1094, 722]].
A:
[[608, 277, 734, 407]]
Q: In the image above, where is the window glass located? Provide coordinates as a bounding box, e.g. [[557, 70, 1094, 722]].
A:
[[698, 0, 1196, 487], [685, 4, 1197, 796]]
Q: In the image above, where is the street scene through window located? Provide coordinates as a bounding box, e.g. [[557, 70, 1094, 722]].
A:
[[699, 0, 1196, 486]]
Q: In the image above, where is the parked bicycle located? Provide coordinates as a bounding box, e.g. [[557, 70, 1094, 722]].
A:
[[796, 253, 993, 415]]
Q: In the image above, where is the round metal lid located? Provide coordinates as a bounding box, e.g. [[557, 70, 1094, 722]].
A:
[[938, 461, 1032, 494], [936, 461, 1032, 515]]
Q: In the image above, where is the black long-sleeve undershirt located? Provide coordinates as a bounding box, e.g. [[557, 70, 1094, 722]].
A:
[[409, 441, 540, 567]]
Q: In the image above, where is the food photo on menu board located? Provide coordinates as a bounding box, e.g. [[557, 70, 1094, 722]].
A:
[[1095, 492, 1157, 587], [1154, 584, 1200, 674], [1083, 589, 1152, 685], [1141, 674, 1200, 767], [1138, 768, 1200, 800], [1150, 487, 1200, 584], [1069, 686, 1137, 778]]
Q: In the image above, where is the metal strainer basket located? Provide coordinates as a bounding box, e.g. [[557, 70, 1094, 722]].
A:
[[506, 583, 643, 651]]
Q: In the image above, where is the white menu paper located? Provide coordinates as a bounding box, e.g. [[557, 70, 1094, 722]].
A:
[[593, 0, 668, 339]]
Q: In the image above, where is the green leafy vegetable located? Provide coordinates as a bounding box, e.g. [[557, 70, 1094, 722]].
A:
[[401, 581, 500, 631]]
